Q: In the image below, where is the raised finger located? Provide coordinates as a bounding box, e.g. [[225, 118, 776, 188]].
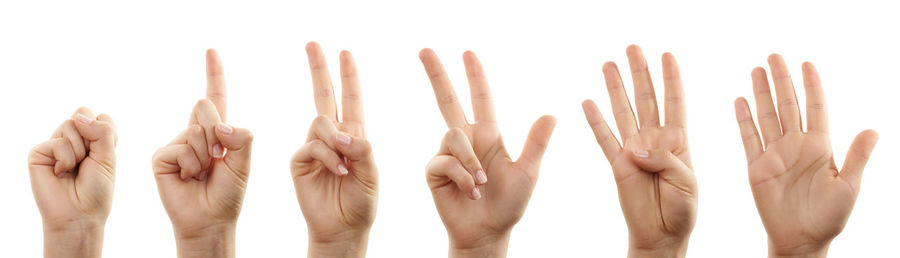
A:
[[206, 49, 227, 120], [306, 42, 338, 120], [419, 48, 468, 128], [626, 45, 660, 128]]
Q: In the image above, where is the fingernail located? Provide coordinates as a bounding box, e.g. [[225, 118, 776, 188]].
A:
[[216, 123, 233, 135], [337, 163, 349, 175], [633, 150, 649, 159], [212, 144, 224, 158], [76, 114, 93, 125], [475, 170, 488, 184], [335, 133, 351, 145], [471, 187, 482, 200]]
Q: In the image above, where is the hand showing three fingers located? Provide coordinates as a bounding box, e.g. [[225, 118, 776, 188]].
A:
[[582, 45, 696, 258], [290, 42, 377, 258], [29, 108, 117, 258], [420, 49, 557, 257], [734, 54, 878, 257], [151, 49, 254, 258]]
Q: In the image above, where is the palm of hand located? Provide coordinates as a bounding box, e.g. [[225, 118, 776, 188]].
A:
[[749, 132, 852, 250], [432, 123, 536, 242], [613, 127, 696, 248], [294, 123, 377, 235], [34, 159, 114, 226], [157, 159, 248, 230]]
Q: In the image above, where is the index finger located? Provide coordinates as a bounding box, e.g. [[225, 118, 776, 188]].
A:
[[206, 49, 227, 121], [419, 48, 468, 128], [306, 42, 338, 120]]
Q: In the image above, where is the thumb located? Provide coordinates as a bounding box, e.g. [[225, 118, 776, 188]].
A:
[[214, 122, 253, 177], [629, 149, 695, 188], [839, 129, 879, 191], [516, 115, 557, 174], [73, 113, 117, 171]]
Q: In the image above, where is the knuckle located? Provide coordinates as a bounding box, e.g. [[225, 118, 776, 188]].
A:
[[780, 98, 797, 107], [342, 92, 362, 101], [758, 111, 778, 120], [807, 103, 827, 111], [440, 94, 458, 105], [471, 91, 491, 101], [637, 91, 657, 101], [665, 95, 683, 104], [188, 124, 204, 135], [315, 87, 333, 98]]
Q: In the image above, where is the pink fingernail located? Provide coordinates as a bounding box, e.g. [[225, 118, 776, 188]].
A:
[[475, 170, 487, 184], [216, 123, 233, 135], [471, 187, 482, 200], [212, 144, 224, 158], [337, 163, 349, 175], [633, 150, 649, 159], [335, 133, 351, 145], [76, 114, 93, 125]]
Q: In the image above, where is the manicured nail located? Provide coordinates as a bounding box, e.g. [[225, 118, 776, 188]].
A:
[[475, 170, 487, 184], [633, 150, 649, 159], [212, 144, 224, 158], [471, 187, 482, 200], [337, 163, 349, 175], [216, 123, 233, 135], [335, 133, 351, 145], [76, 114, 93, 125]]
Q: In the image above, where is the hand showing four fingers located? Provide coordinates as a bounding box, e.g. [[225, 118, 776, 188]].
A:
[[151, 49, 254, 258], [290, 42, 378, 258], [583, 45, 697, 258], [734, 54, 878, 257], [419, 49, 557, 257]]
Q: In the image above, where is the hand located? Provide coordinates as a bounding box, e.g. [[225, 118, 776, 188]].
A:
[[151, 49, 254, 258], [291, 42, 377, 258], [582, 45, 696, 258], [419, 49, 557, 258], [28, 108, 117, 258], [734, 54, 878, 257]]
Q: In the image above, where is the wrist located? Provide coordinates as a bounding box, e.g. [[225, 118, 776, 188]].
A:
[[627, 238, 689, 258], [449, 231, 511, 258], [768, 240, 829, 258], [174, 223, 236, 258], [308, 228, 371, 258], [43, 219, 106, 258]]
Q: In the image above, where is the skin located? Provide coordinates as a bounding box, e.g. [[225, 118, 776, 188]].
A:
[[734, 54, 878, 258], [290, 42, 378, 258], [582, 45, 696, 258], [151, 49, 254, 258], [28, 108, 117, 258], [419, 49, 557, 258]]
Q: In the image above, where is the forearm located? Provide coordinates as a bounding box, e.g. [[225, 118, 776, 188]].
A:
[[174, 224, 236, 258], [449, 232, 511, 258], [307, 229, 370, 258], [43, 221, 105, 258]]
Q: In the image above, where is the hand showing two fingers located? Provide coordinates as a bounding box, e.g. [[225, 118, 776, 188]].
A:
[[420, 49, 557, 256], [734, 54, 878, 257], [151, 49, 253, 257], [582, 45, 696, 257], [290, 42, 377, 257]]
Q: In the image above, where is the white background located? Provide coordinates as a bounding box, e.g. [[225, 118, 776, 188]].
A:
[[1, 0, 897, 257]]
